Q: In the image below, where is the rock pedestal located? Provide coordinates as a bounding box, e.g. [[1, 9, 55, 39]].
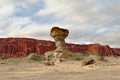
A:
[[50, 27, 69, 58], [44, 27, 74, 63]]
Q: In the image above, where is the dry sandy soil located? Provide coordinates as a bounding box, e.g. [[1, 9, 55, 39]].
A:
[[0, 57, 120, 80]]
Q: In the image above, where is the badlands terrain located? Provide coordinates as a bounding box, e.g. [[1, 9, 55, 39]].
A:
[[0, 27, 120, 80]]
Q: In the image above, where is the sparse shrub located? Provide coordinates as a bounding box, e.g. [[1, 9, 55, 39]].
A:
[[0, 56, 2, 60], [44, 60, 54, 66], [88, 53, 107, 62], [73, 52, 107, 62], [0, 54, 3, 60], [26, 53, 45, 61], [73, 53, 88, 60]]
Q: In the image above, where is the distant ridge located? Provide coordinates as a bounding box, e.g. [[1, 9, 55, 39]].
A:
[[0, 38, 120, 58]]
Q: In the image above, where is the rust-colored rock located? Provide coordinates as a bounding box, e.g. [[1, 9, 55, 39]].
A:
[[0, 38, 55, 58], [66, 44, 117, 56], [86, 44, 114, 56], [0, 38, 120, 58], [112, 48, 120, 56]]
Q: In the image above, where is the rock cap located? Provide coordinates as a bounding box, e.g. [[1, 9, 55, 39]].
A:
[[50, 27, 69, 38]]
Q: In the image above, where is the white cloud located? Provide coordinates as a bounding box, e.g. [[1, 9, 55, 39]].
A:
[[0, 16, 52, 40], [0, 17, 31, 36], [9, 23, 52, 40], [0, 0, 120, 48], [0, 0, 14, 19], [37, 0, 98, 23], [37, 0, 120, 24], [37, 0, 120, 47], [0, 0, 41, 18]]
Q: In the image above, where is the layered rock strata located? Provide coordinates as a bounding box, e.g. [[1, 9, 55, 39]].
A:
[[0, 38, 120, 58]]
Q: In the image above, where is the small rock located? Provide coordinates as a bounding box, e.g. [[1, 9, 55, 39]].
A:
[[82, 57, 95, 66], [44, 60, 54, 66]]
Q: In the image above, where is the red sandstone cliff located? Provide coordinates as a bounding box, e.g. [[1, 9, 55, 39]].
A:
[[0, 38, 120, 58], [66, 44, 115, 56], [0, 38, 55, 58], [112, 48, 120, 56]]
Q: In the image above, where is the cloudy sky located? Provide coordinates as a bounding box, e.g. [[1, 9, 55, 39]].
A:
[[0, 0, 120, 48]]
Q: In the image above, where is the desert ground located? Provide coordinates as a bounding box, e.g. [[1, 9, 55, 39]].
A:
[[0, 57, 120, 80]]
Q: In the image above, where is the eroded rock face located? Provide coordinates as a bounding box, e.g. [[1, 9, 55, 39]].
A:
[[50, 27, 69, 58], [0, 38, 120, 58], [86, 44, 114, 56], [66, 44, 117, 56], [44, 27, 74, 62], [112, 48, 120, 56], [0, 38, 55, 58]]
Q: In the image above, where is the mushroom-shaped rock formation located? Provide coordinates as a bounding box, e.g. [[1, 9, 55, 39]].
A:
[[51, 27, 69, 56], [44, 27, 75, 63]]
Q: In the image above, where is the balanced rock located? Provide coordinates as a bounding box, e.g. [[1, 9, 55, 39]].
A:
[[50, 27, 69, 58], [44, 27, 75, 63]]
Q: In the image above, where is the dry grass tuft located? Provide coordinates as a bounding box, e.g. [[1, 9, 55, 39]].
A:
[[26, 53, 44, 61]]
